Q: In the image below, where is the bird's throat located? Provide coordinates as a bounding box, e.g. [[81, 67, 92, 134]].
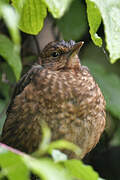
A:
[[66, 54, 81, 70]]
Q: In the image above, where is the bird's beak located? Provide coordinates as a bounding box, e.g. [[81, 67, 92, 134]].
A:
[[65, 41, 84, 69], [68, 41, 84, 57]]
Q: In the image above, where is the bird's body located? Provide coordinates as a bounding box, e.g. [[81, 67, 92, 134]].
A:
[[0, 40, 106, 158]]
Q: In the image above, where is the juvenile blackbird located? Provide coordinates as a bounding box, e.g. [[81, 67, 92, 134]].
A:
[[0, 40, 106, 159]]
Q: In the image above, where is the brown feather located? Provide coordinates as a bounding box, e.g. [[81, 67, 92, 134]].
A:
[[0, 40, 106, 159]]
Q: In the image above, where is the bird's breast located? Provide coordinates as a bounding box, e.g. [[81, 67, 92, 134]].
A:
[[32, 67, 97, 104], [2, 67, 106, 158]]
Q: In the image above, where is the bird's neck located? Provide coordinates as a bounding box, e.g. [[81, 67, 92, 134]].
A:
[[65, 55, 81, 70]]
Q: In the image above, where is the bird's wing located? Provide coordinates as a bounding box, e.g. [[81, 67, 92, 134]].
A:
[[7, 64, 43, 112]]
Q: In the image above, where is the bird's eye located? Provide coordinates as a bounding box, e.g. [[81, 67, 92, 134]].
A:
[[51, 52, 59, 57]]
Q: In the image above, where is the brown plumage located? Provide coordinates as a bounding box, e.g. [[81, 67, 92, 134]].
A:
[[0, 40, 106, 158]]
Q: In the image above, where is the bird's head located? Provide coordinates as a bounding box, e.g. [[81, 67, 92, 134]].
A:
[[39, 40, 84, 71]]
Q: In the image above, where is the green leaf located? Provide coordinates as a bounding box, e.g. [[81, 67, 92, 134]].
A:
[[0, 145, 72, 180], [47, 139, 81, 157], [39, 122, 51, 152], [33, 124, 81, 158], [43, 0, 73, 18], [0, 34, 22, 80], [33, 122, 52, 157], [64, 159, 98, 180], [86, 0, 102, 46], [57, 0, 88, 40], [12, 0, 47, 35], [86, 0, 120, 63], [22, 156, 72, 180], [0, 0, 9, 4], [0, 5, 20, 45], [0, 147, 29, 180], [0, 0, 9, 6]]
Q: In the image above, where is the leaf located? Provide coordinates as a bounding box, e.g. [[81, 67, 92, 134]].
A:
[[0, 34, 22, 80], [33, 122, 52, 157], [22, 156, 72, 180], [40, 122, 51, 152], [51, 149, 67, 162], [43, 0, 73, 18], [32, 123, 81, 158], [0, 145, 72, 180], [0, 0, 9, 4], [57, 0, 88, 40], [86, 0, 120, 63], [0, 4, 20, 45], [64, 159, 98, 180], [12, 0, 47, 35], [0, 146, 29, 180], [86, 0, 102, 46], [47, 139, 81, 157]]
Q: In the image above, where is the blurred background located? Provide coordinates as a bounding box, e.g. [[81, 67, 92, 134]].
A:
[[0, 1, 120, 180]]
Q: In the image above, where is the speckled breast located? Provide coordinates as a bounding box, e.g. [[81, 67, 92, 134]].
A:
[[1, 66, 106, 158]]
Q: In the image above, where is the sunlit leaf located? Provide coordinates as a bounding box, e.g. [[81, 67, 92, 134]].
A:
[[86, 0, 102, 46], [47, 139, 81, 156], [86, 0, 120, 63], [0, 0, 9, 3], [39, 122, 51, 152], [0, 147, 29, 180], [22, 156, 72, 180], [0, 137, 103, 180], [12, 0, 47, 34], [64, 159, 98, 180], [0, 5, 20, 45], [43, 0, 73, 18], [33, 124, 81, 158]]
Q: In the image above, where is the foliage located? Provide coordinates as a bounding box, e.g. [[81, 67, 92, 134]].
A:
[[86, 0, 102, 46], [57, 0, 88, 40], [0, 0, 120, 179], [10, 0, 120, 63], [86, 0, 120, 63], [12, 0, 47, 35], [0, 35, 21, 80], [0, 125, 101, 180], [0, 1, 21, 80], [0, 145, 100, 180], [82, 43, 120, 119]]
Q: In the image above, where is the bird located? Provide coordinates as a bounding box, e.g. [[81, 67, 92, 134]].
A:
[[0, 40, 106, 159]]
